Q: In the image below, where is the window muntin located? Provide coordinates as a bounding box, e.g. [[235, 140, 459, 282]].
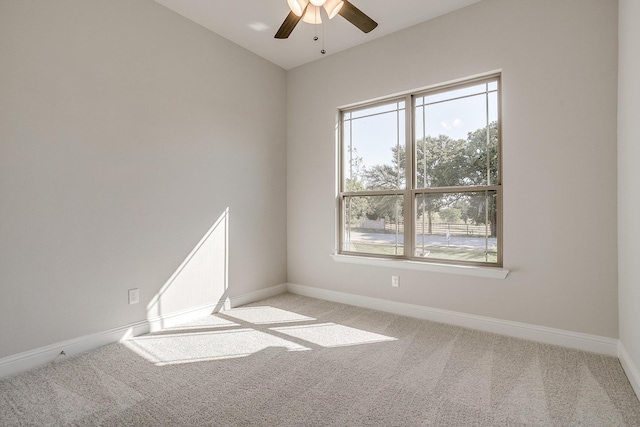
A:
[[342, 101, 406, 192], [414, 191, 498, 263], [339, 75, 501, 267], [415, 82, 499, 188], [342, 195, 404, 256]]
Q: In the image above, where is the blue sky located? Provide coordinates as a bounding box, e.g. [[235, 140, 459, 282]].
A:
[[343, 81, 498, 182]]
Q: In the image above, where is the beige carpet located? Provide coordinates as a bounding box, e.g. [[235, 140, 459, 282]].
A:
[[1, 293, 639, 426]]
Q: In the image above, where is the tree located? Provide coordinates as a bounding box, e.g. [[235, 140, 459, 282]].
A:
[[361, 146, 405, 222], [463, 120, 499, 187], [415, 135, 469, 233], [439, 207, 462, 223], [460, 121, 499, 237], [343, 149, 370, 226], [357, 121, 499, 236]]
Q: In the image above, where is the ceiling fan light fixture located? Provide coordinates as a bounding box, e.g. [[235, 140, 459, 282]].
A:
[[276, 0, 377, 40], [323, 0, 344, 19], [302, 5, 323, 24], [287, 0, 309, 16]]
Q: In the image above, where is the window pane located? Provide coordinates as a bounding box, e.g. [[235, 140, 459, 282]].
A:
[[417, 82, 489, 105], [350, 100, 406, 119], [343, 195, 404, 256], [343, 101, 405, 191], [415, 81, 499, 188], [339, 75, 501, 267], [415, 191, 498, 263]]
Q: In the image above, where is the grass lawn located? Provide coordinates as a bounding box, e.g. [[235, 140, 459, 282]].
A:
[[352, 243, 497, 263]]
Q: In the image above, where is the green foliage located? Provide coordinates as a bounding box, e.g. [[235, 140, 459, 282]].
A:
[[438, 207, 462, 223], [346, 121, 499, 235], [344, 149, 370, 223]]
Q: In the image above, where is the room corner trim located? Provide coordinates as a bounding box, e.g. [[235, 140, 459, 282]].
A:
[[286, 283, 618, 356], [618, 341, 640, 399], [229, 283, 288, 308], [147, 283, 288, 332]]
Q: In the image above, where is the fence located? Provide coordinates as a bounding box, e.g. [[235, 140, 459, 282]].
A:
[[378, 221, 491, 237]]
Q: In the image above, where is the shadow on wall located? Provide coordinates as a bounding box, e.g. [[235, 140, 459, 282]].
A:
[[146, 208, 230, 332]]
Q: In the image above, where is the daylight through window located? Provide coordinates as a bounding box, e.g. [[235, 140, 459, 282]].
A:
[[339, 75, 501, 266]]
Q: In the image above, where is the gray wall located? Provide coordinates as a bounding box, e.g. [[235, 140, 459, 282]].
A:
[[618, 0, 640, 382], [0, 0, 627, 364], [287, 0, 619, 338], [0, 0, 287, 358]]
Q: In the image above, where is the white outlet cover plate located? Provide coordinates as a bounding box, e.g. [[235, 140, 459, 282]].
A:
[[128, 289, 140, 305]]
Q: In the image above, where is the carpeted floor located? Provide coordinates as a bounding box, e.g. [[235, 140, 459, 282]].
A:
[[1, 293, 639, 426]]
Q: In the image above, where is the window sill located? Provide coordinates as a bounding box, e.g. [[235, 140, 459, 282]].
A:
[[331, 254, 509, 279]]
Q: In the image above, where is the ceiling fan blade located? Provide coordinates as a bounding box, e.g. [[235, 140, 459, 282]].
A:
[[275, 10, 303, 39], [338, 0, 378, 33]]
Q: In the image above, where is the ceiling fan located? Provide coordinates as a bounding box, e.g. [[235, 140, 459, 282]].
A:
[[275, 0, 378, 39]]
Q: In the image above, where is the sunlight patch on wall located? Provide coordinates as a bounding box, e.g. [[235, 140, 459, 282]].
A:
[[146, 208, 229, 331]]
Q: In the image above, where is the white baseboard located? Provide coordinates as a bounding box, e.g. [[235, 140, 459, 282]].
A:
[[148, 283, 288, 332], [148, 301, 225, 332], [618, 342, 640, 399], [286, 283, 618, 356], [0, 283, 288, 379], [229, 283, 288, 308], [1, 283, 621, 380], [0, 320, 150, 380]]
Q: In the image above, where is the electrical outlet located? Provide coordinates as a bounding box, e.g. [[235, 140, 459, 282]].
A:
[[391, 275, 399, 287], [128, 288, 140, 305]]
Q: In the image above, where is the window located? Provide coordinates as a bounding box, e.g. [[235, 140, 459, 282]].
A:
[[339, 75, 502, 267]]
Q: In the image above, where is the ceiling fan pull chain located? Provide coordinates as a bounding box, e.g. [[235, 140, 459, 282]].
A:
[[321, 20, 326, 54], [313, 7, 319, 41]]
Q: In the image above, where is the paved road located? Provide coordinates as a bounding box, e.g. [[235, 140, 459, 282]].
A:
[[347, 231, 497, 249]]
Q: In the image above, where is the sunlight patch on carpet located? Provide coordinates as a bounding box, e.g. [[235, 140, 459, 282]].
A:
[[221, 306, 316, 325], [271, 323, 397, 348], [124, 329, 310, 366]]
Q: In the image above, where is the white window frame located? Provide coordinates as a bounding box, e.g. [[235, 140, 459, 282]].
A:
[[337, 74, 503, 269]]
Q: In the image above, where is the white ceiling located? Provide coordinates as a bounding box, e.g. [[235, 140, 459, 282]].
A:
[[154, 0, 481, 70]]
